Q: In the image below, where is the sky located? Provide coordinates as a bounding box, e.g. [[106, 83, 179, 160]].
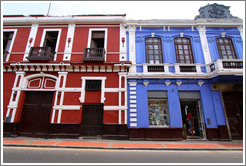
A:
[[1, 1, 245, 20]]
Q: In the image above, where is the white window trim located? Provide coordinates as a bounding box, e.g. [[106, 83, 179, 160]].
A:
[[40, 29, 62, 61], [87, 28, 108, 60], [3, 29, 18, 62], [80, 77, 106, 103]]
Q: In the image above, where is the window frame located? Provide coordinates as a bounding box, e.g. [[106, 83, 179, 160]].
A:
[[174, 37, 195, 64], [40, 29, 62, 61], [3, 29, 18, 62], [145, 37, 163, 64], [216, 37, 237, 59]]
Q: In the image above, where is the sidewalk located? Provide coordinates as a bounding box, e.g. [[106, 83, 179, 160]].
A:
[[3, 137, 243, 151]]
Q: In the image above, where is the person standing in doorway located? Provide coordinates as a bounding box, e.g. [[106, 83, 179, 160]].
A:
[[186, 111, 192, 135]]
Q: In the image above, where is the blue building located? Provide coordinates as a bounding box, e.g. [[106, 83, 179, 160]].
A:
[[125, 3, 243, 141]]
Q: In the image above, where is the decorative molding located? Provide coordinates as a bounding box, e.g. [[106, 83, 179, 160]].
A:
[[198, 82, 204, 87], [143, 82, 149, 86], [5, 63, 128, 73], [165, 82, 171, 86], [221, 32, 226, 38], [176, 81, 182, 86]]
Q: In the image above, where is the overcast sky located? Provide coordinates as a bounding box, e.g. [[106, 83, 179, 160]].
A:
[[1, 1, 245, 20]]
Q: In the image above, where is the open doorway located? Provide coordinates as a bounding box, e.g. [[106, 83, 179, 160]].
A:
[[179, 91, 206, 139]]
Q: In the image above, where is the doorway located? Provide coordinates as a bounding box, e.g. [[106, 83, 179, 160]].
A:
[[81, 104, 104, 137], [19, 91, 54, 137], [180, 100, 206, 139], [179, 91, 206, 139], [222, 92, 243, 139]]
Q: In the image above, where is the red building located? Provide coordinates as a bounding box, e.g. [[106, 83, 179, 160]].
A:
[[3, 14, 130, 139]]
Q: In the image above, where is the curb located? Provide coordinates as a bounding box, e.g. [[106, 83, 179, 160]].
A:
[[3, 144, 243, 151]]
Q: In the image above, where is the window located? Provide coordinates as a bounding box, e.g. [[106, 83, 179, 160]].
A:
[[148, 91, 169, 127], [174, 37, 194, 64], [90, 31, 105, 49], [43, 31, 58, 51], [145, 37, 163, 64], [216, 37, 237, 59], [3, 32, 14, 61], [85, 80, 101, 91]]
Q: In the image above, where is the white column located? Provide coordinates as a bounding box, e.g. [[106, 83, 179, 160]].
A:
[[237, 26, 243, 41], [23, 24, 39, 61], [197, 26, 212, 64], [120, 24, 127, 61], [127, 26, 136, 73], [63, 24, 75, 61]]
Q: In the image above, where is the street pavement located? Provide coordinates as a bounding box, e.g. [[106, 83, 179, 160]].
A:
[[3, 136, 243, 151]]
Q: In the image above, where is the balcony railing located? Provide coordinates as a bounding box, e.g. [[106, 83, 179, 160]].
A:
[[3, 50, 9, 62], [179, 66, 197, 72], [209, 59, 243, 73], [28, 47, 55, 62], [83, 48, 105, 62], [147, 66, 165, 72]]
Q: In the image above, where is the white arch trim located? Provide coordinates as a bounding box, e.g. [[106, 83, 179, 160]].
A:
[[22, 73, 58, 89]]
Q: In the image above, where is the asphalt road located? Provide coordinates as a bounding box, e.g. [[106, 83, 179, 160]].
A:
[[3, 147, 243, 163]]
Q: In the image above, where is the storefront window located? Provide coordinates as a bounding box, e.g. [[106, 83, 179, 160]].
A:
[[148, 91, 169, 127]]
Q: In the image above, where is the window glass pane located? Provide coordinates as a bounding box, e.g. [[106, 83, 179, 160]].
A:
[[222, 50, 226, 55], [224, 39, 229, 44], [154, 45, 159, 49], [149, 60, 154, 64], [179, 50, 183, 54], [155, 60, 160, 64], [155, 55, 160, 60], [184, 50, 189, 54], [149, 50, 153, 54], [148, 45, 153, 49], [226, 46, 230, 50], [148, 99, 169, 127], [154, 50, 159, 54], [176, 38, 182, 43], [178, 45, 182, 49], [220, 46, 225, 50], [149, 55, 154, 59], [183, 45, 188, 49]]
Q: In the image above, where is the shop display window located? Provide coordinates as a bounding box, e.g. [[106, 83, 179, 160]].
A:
[[148, 99, 169, 127]]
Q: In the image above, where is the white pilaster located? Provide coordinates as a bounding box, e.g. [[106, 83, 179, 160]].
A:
[[127, 26, 136, 73], [120, 24, 127, 61], [237, 26, 243, 41], [23, 24, 39, 61], [197, 26, 212, 64], [63, 24, 75, 61]]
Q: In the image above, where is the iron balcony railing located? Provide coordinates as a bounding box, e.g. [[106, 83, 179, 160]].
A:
[[83, 48, 105, 62], [28, 47, 55, 61]]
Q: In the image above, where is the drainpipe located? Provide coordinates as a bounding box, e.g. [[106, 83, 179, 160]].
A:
[[219, 91, 232, 141]]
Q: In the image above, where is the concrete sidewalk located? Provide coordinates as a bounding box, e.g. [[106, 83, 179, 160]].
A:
[[3, 137, 243, 151]]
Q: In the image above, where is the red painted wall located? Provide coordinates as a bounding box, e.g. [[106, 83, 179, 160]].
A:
[[4, 26, 31, 62], [2, 72, 16, 121], [71, 26, 120, 62]]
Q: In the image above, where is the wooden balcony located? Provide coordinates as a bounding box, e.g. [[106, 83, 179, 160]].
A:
[[83, 48, 105, 62], [27, 47, 55, 62]]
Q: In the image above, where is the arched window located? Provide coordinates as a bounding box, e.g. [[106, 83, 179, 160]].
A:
[[174, 37, 194, 64], [216, 37, 237, 59], [145, 37, 163, 64]]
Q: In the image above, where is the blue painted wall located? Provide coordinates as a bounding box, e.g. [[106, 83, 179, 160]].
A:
[[134, 27, 206, 74], [206, 27, 243, 61], [127, 79, 223, 129]]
